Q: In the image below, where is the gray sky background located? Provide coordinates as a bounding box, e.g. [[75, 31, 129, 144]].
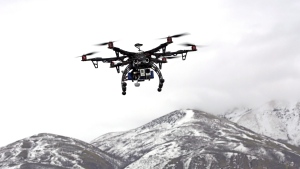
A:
[[0, 0, 299, 147]]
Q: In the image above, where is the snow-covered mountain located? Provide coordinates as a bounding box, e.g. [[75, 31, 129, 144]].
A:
[[92, 109, 300, 169], [0, 133, 125, 169], [2, 108, 300, 169], [222, 100, 300, 146]]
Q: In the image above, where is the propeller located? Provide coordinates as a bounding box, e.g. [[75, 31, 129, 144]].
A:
[[158, 56, 180, 60], [180, 43, 206, 47], [165, 56, 180, 59], [159, 32, 190, 39], [75, 52, 97, 58], [95, 41, 117, 46]]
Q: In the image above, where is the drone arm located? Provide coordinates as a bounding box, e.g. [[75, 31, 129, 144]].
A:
[[144, 42, 170, 55], [88, 56, 128, 62], [83, 58, 103, 68], [82, 56, 128, 69], [150, 58, 167, 63], [154, 49, 196, 60], [112, 47, 136, 56], [172, 50, 196, 60], [110, 61, 129, 73]]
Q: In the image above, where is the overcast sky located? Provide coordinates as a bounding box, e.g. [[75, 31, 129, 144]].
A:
[[0, 0, 299, 147]]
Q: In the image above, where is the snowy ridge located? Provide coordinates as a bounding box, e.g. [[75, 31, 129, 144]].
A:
[[91, 131, 126, 143], [0, 133, 125, 169], [2, 107, 300, 168], [92, 109, 300, 169], [222, 100, 300, 146]]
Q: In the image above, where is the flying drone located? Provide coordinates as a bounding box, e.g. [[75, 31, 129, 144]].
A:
[[78, 33, 202, 95]]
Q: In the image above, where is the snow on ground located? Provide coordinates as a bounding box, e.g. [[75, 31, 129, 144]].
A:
[[183, 157, 192, 169], [241, 133, 256, 141], [214, 140, 227, 144], [125, 142, 181, 169], [247, 155, 258, 161], [256, 147, 267, 156], [224, 101, 300, 147], [91, 108, 300, 169], [271, 140, 292, 151], [234, 143, 248, 153], [175, 109, 194, 126], [208, 155, 217, 169], [224, 107, 251, 123], [226, 136, 240, 142], [274, 150, 285, 162], [216, 129, 226, 137]]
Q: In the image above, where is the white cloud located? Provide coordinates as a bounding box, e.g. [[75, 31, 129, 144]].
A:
[[0, 0, 299, 147]]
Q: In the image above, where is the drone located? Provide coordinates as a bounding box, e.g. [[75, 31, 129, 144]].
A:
[[78, 33, 202, 95]]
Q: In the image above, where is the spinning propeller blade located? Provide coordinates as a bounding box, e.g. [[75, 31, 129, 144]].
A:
[[159, 32, 190, 39], [180, 43, 206, 47], [95, 41, 117, 46], [75, 52, 97, 58], [158, 56, 180, 59], [85, 52, 98, 56], [165, 56, 180, 59]]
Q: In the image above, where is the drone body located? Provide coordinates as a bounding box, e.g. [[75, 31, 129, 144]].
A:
[[78, 33, 200, 95]]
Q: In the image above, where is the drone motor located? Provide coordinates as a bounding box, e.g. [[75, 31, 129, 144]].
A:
[[167, 37, 173, 43], [108, 42, 114, 49], [82, 55, 87, 61]]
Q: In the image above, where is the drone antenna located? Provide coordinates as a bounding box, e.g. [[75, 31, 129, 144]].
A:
[[134, 43, 143, 51]]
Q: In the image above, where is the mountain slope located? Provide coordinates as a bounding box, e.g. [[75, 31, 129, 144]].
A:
[[92, 109, 300, 169], [222, 100, 300, 146], [0, 133, 125, 169]]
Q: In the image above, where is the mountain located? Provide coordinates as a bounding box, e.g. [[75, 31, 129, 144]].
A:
[[0, 133, 125, 169], [92, 109, 300, 169], [222, 100, 300, 146]]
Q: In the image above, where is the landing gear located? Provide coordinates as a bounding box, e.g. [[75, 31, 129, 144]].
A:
[[122, 82, 127, 95], [149, 62, 165, 93], [158, 78, 164, 92], [120, 63, 166, 95], [121, 65, 131, 96]]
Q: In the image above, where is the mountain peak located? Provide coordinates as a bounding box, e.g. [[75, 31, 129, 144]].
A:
[[0, 133, 124, 169], [137, 109, 196, 130], [259, 100, 291, 111], [223, 100, 300, 146], [92, 109, 300, 168]]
